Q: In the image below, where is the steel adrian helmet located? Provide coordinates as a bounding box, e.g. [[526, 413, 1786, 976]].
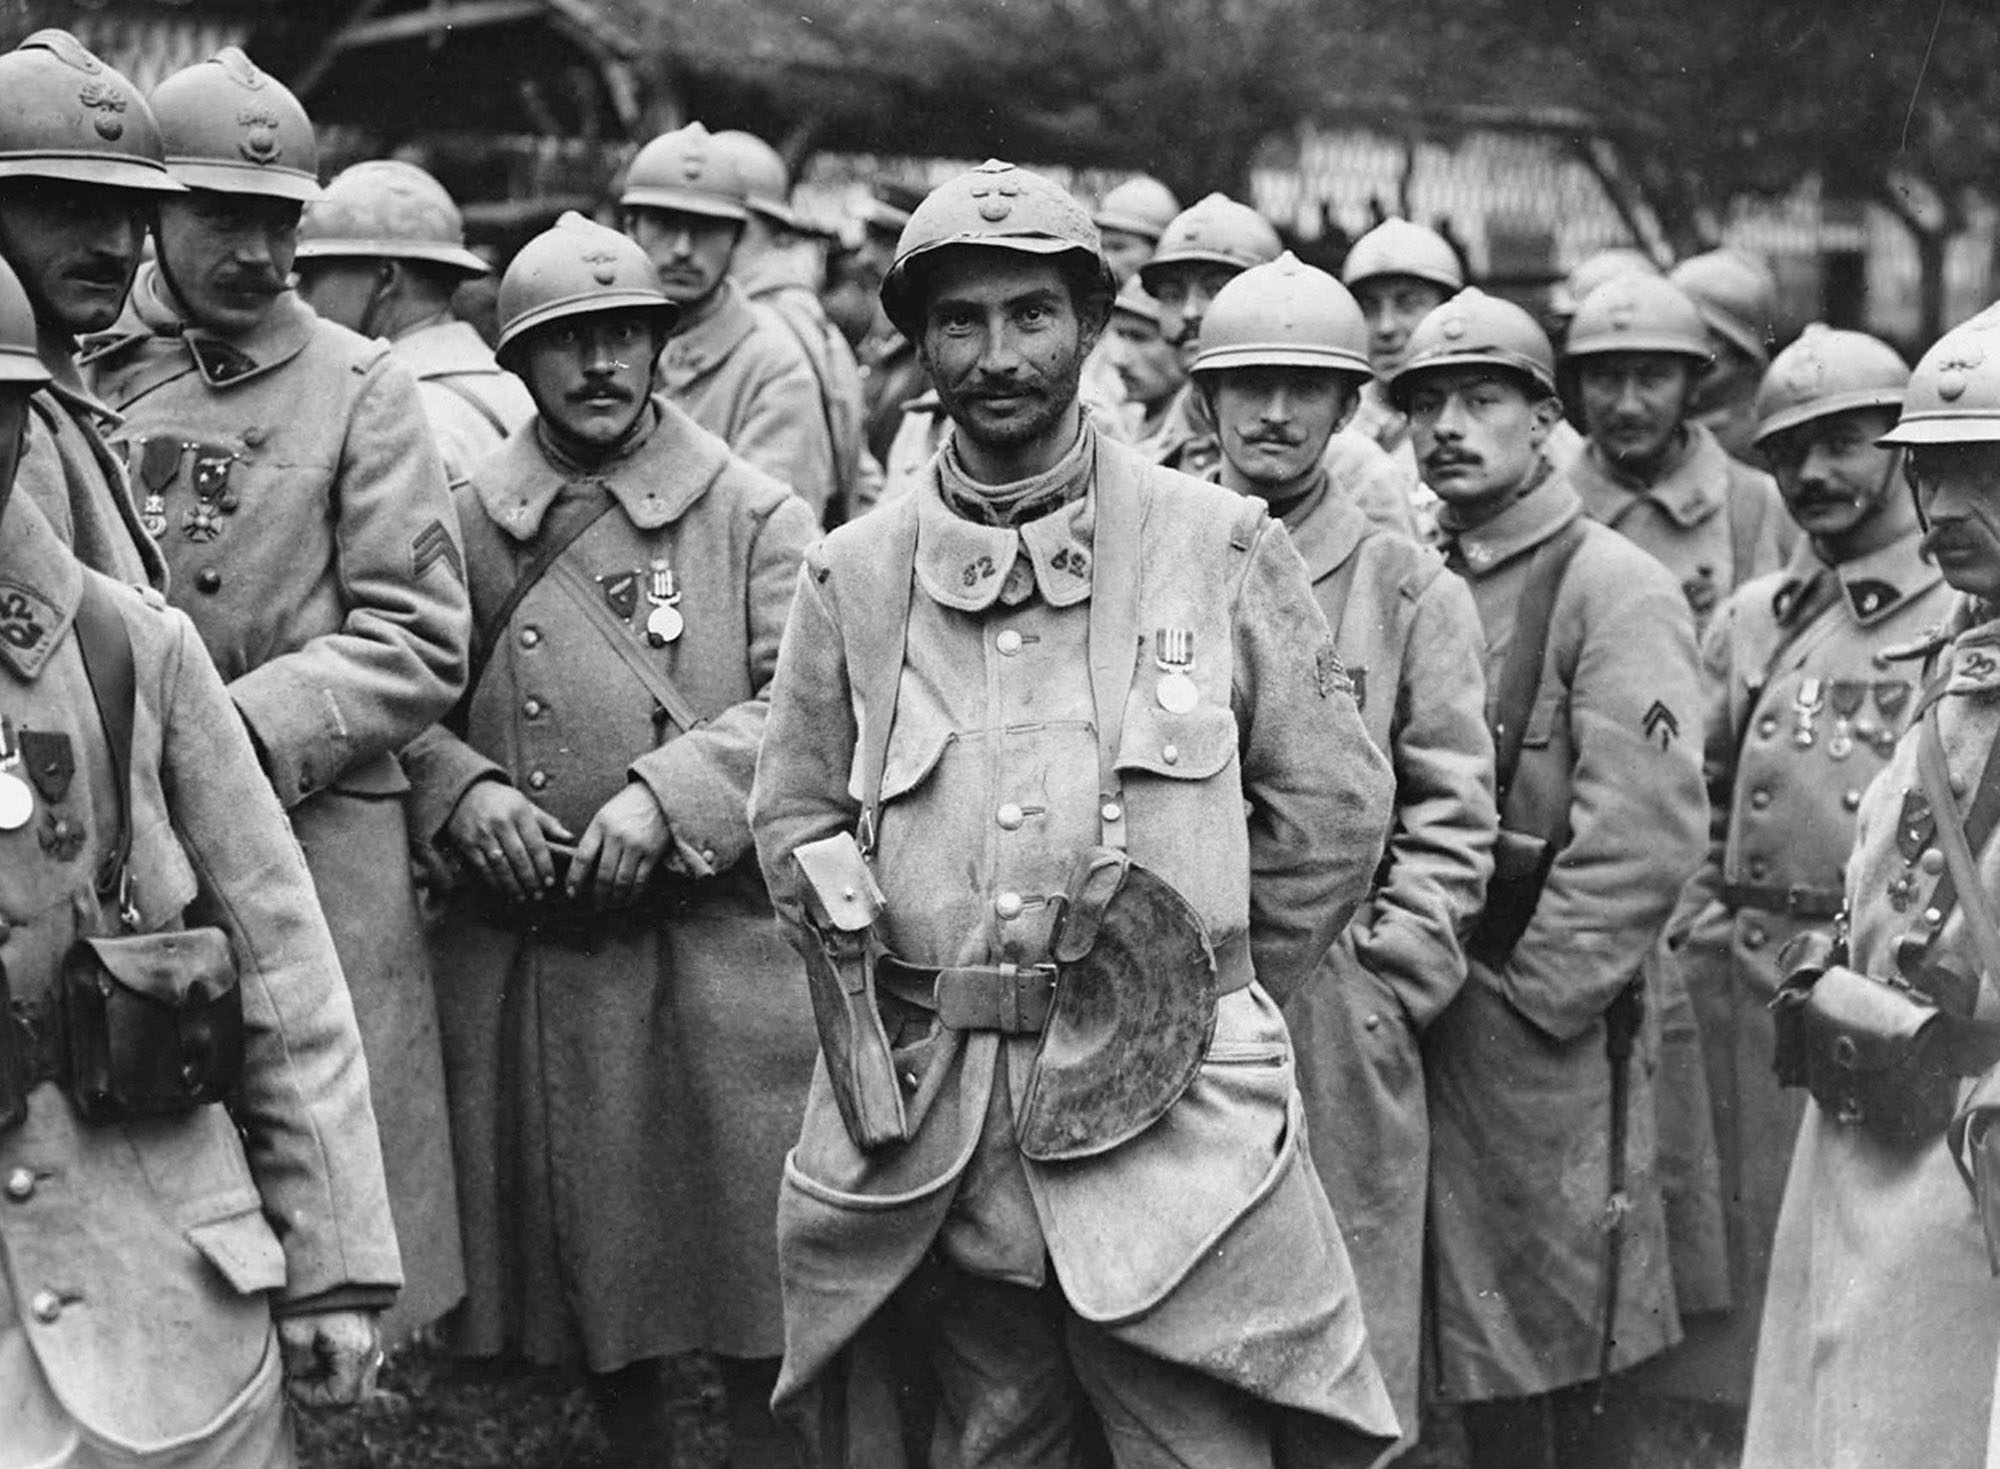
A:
[[495, 210, 679, 358], [1190, 252, 1370, 380], [0, 31, 180, 195], [1752, 325, 1908, 446], [1879, 313, 2000, 446], [715, 130, 803, 231], [1139, 193, 1282, 290], [620, 122, 749, 223], [150, 48, 319, 202], [879, 159, 1112, 337], [295, 160, 489, 274], [0, 254, 51, 386], [1110, 275, 1163, 328], [1093, 175, 1181, 242], [1562, 274, 1711, 364], [1388, 287, 1558, 408], [1550, 245, 1661, 321], [1672, 249, 1779, 366], [1342, 218, 1464, 294]]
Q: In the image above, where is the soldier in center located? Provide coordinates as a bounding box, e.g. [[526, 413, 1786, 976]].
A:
[[751, 159, 1399, 1467], [1392, 288, 1707, 1467], [1191, 250, 1497, 1445]]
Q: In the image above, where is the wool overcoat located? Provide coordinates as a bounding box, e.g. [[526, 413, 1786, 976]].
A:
[[402, 402, 820, 1369], [1426, 473, 1708, 1399], [84, 271, 470, 1341], [1275, 475, 1496, 1430], [750, 434, 1402, 1461], [0, 492, 398, 1462]]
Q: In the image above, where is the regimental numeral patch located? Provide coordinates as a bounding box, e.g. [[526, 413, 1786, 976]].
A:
[[1315, 642, 1353, 700], [1049, 545, 1089, 578], [1643, 700, 1680, 749], [0, 584, 50, 654], [962, 554, 997, 588], [410, 519, 464, 585]]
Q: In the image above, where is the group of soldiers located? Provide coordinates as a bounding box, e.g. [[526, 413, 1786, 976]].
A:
[[7, 22, 2000, 1469]]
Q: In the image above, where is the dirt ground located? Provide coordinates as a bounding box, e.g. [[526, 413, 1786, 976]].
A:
[[298, 1343, 1742, 1469]]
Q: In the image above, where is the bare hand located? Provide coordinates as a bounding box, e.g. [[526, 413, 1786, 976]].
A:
[[445, 778, 573, 902], [569, 781, 671, 910], [279, 1309, 382, 1408]]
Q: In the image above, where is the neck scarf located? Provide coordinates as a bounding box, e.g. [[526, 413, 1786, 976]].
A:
[[537, 399, 660, 477], [938, 421, 1095, 529]]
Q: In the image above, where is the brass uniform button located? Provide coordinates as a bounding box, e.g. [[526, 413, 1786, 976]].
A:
[[519, 627, 541, 648], [195, 569, 222, 594], [996, 803, 1024, 830], [4, 1168, 34, 1202], [996, 629, 1023, 656], [995, 891, 1024, 920], [30, 1289, 61, 1324], [527, 770, 549, 791]]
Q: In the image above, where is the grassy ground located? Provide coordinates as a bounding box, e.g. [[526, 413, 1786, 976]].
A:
[[298, 1344, 1741, 1468]]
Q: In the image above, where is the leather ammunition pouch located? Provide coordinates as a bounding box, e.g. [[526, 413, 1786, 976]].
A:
[[1772, 961, 2000, 1149], [1015, 847, 1220, 1163], [61, 928, 242, 1124], [1466, 828, 1557, 968], [794, 832, 909, 1152]]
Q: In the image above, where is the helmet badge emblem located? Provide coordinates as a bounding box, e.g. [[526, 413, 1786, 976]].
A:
[[969, 175, 1024, 223], [1609, 300, 1636, 329], [236, 106, 282, 165], [1937, 338, 1988, 404], [78, 81, 126, 140], [1441, 315, 1466, 340], [680, 153, 706, 182], [582, 245, 620, 286]]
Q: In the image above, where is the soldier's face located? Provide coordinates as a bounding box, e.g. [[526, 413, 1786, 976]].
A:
[[516, 310, 657, 449], [292, 258, 384, 334], [623, 206, 739, 307], [155, 192, 301, 336], [1911, 444, 2000, 602], [1354, 275, 1451, 380], [1209, 366, 1356, 497], [1407, 367, 1556, 511], [1099, 228, 1153, 287], [0, 180, 150, 337], [1147, 262, 1242, 370], [1577, 352, 1697, 470], [1692, 334, 1763, 416], [1762, 407, 1902, 543], [918, 252, 1093, 466], [1107, 310, 1182, 409]]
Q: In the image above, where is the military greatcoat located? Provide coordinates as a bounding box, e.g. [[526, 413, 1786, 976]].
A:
[[739, 255, 867, 521], [402, 403, 820, 1369], [1273, 472, 1496, 1430], [751, 431, 1401, 1459], [0, 492, 399, 1465], [659, 278, 837, 519], [1426, 472, 1708, 1399], [83, 270, 471, 1342], [390, 316, 535, 484], [1743, 601, 2000, 1469], [1639, 529, 1951, 1405]]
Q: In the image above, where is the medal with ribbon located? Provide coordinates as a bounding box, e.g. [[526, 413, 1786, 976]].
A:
[[0, 717, 34, 831], [1792, 675, 1825, 749], [1155, 628, 1198, 713], [1827, 681, 1866, 760], [645, 558, 683, 646]]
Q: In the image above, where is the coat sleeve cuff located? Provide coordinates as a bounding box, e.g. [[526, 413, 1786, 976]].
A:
[[629, 737, 753, 873], [232, 666, 349, 809], [272, 1284, 400, 1319]]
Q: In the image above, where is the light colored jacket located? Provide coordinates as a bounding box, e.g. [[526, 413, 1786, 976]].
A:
[[402, 404, 820, 1369], [1744, 600, 2000, 1469], [84, 269, 472, 1339], [740, 257, 867, 522], [1426, 472, 1708, 1398], [391, 316, 535, 484], [0, 491, 398, 1449], [659, 278, 835, 517], [751, 433, 1399, 1453], [1276, 474, 1496, 1429]]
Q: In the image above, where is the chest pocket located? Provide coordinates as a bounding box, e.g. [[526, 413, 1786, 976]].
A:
[[1114, 702, 1238, 780]]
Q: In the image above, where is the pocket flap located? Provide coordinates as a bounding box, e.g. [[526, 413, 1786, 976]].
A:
[[76, 927, 236, 1006], [1804, 965, 1940, 1070], [852, 722, 954, 805], [1114, 704, 1236, 779], [327, 749, 412, 798], [794, 833, 885, 932], [187, 1207, 287, 1295]]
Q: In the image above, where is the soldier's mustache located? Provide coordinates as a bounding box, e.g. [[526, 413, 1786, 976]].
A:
[[216, 269, 284, 296]]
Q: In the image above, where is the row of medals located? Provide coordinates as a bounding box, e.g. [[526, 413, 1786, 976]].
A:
[[599, 559, 684, 646], [1790, 675, 1909, 760]]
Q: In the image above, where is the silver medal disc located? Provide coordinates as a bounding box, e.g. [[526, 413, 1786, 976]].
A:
[[1156, 670, 1200, 714], [0, 771, 32, 831], [646, 603, 685, 646]]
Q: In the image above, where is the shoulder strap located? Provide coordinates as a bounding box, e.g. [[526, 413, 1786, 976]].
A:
[[70, 578, 137, 915], [1491, 517, 1589, 808], [545, 559, 706, 737], [849, 509, 918, 857], [1726, 475, 1763, 590], [1916, 707, 2000, 1012], [425, 373, 513, 437], [453, 490, 620, 727]]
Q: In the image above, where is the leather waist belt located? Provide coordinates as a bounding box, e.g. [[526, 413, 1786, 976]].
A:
[[1723, 882, 1846, 919], [875, 935, 1253, 1036], [6, 992, 66, 1091]]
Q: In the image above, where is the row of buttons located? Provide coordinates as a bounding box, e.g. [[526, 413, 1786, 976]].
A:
[[3, 1168, 67, 1318]]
